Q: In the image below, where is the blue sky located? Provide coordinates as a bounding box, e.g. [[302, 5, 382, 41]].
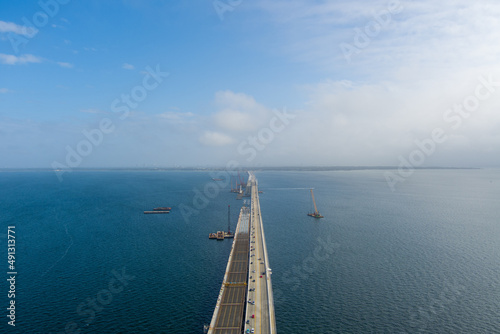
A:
[[1, 0, 500, 168]]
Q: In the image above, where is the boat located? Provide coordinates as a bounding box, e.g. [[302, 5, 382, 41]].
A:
[[153, 207, 171, 211], [209, 231, 227, 240], [307, 188, 324, 218]]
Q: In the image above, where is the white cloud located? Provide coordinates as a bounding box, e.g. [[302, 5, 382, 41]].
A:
[[269, 71, 500, 166], [213, 91, 271, 132], [0, 20, 31, 36], [122, 63, 135, 70], [190, 74, 500, 166], [251, 1, 500, 81], [199, 131, 234, 146], [0, 54, 42, 65], [0, 88, 11, 94], [201, 1, 500, 167], [57, 62, 73, 68]]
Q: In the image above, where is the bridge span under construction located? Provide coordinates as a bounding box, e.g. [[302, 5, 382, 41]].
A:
[[207, 172, 276, 334]]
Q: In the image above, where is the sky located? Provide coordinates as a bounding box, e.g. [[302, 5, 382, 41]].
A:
[[1, 0, 500, 169]]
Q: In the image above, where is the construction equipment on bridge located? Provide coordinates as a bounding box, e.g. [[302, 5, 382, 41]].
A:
[[209, 205, 234, 239], [307, 188, 324, 218], [224, 282, 247, 287], [225, 205, 234, 238]]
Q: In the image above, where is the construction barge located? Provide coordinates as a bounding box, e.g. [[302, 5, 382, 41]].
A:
[[144, 207, 172, 214]]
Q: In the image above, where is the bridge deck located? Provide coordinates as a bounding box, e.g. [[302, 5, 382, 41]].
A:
[[208, 173, 275, 334]]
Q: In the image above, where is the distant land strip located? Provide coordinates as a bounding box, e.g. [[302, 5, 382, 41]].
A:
[[0, 166, 481, 172]]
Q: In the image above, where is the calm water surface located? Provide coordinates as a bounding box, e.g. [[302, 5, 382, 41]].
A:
[[1, 169, 499, 333]]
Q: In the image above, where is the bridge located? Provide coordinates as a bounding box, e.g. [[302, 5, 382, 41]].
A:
[[207, 172, 276, 334]]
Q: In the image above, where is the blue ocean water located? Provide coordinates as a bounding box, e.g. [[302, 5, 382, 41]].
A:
[[1, 169, 499, 333]]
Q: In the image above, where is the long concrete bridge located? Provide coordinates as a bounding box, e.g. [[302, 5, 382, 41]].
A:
[[207, 172, 276, 334]]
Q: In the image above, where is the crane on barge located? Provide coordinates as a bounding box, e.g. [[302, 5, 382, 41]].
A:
[[307, 188, 324, 218]]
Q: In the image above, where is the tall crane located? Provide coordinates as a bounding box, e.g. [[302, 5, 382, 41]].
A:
[[307, 188, 324, 218]]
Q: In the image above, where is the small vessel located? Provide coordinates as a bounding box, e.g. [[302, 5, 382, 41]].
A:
[[153, 207, 171, 211], [307, 188, 324, 218]]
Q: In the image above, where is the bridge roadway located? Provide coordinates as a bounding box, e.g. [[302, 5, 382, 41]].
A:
[[208, 172, 276, 334], [244, 173, 276, 334]]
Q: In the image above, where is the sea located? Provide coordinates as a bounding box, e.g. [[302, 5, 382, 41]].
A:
[[1, 169, 499, 333]]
